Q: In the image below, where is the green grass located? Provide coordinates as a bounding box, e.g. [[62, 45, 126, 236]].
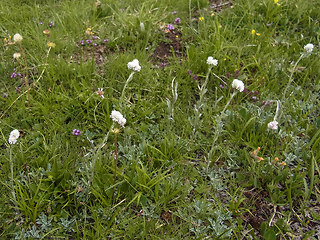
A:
[[1, 0, 320, 239]]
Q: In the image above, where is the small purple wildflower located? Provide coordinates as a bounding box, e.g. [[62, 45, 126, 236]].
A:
[[167, 24, 174, 31], [252, 96, 257, 101], [220, 84, 226, 89], [92, 36, 98, 40], [72, 129, 81, 136], [110, 150, 118, 160], [187, 69, 192, 75], [80, 40, 84, 45], [39, 21, 43, 25], [49, 21, 54, 27], [104, 39, 109, 42], [172, 11, 177, 14], [160, 62, 166, 68], [192, 75, 198, 80], [2, 93, 8, 98], [86, 39, 92, 44], [11, 72, 17, 78], [254, 91, 259, 96], [93, 43, 97, 46], [174, 17, 181, 25]]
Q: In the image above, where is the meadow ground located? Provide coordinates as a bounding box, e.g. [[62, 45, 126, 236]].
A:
[[0, 0, 320, 239]]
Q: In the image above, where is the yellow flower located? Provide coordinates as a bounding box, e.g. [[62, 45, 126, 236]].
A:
[[274, 0, 279, 3], [43, 29, 50, 35], [251, 29, 256, 35], [256, 33, 261, 36], [47, 41, 56, 48], [199, 17, 204, 22]]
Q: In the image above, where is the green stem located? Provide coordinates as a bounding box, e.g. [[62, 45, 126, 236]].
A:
[[112, 133, 118, 204], [9, 146, 16, 201], [120, 71, 135, 104], [208, 91, 237, 165], [282, 53, 304, 101]]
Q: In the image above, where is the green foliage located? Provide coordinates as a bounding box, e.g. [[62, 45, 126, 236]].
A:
[[0, 0, 319, 238]]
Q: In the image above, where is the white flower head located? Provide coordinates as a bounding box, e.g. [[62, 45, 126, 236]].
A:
[[13, 33, 23, 43], [232, 79, 245, 92], [127, 59, 141, 72], [8, 129, 20, 144], [267, 120, 278, 130], [13, 53, 21, 59], [96, 88, 104, 98], [207, 56, 218, 66], [304, 43, 314, 53], [110, 110, 126, 127]]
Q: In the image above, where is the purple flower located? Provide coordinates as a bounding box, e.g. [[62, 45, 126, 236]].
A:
[[92, 36, 98, 40], [172, 11, 177, 14], [254, 91, 259, 96], [192, 75, 198, 80], [2, 93, 8, 98], [72, 129, 81, 136], [86, 39, 92, 44], [11, 72, 17, 78], [110, 150, 118, 160], [93, 43, 97, 46], [104, 39, 109, 42], [49, 21, 54, 27], [174, 18, 181, 25], [187, 69, 192, 75], [252, 96, 257, 100], [80, 40, 84, 45], [160, 62, 166, 68], [167, 24, 174, 31], [39, 22, 43, 25], [220, 84, 226, 89]]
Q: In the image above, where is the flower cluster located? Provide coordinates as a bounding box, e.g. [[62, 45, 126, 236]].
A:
[[267, 120, 278, 130], [10, 69, 22, 78], [13, 33, 23, 43], [207, 56, 218, 66], [304, 43, 314, 53], [232, 79, 245, 92], [72, 129, 81, 136], [9, 129, 20, 144], [110, 110, 126, 127], [127, 59, 141, 72]]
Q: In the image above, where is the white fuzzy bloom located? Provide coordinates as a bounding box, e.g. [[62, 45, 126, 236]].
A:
[[232, 79, 245, 92], [304, 43, 314, 53], [207, 56, 218, 66], [127, 59, 141, 72], [13, 33, 23, 43], [110, 110, 126, 127], [13, 53, 21, 59], [267, 121, 278, 130], [8, 129, 20, 144]]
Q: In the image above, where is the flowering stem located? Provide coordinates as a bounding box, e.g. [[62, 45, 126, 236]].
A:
[[112, 133, 118, 203], [9, 146, 16, 201], [282, 53, 304, 101], [120, 71, 135, 104], [222, 91, 236, 114], [199, 66, 212, 102], [208, 91, 237, 166], [273, 100, 280, 121]]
